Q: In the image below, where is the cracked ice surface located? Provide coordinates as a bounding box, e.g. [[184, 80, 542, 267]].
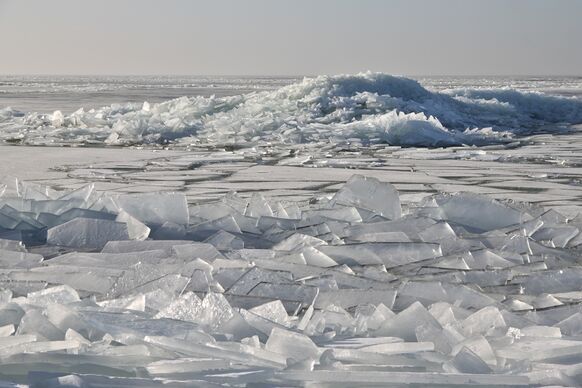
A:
[[2, 174, 582, 386]]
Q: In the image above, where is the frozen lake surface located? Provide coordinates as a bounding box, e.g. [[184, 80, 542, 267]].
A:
[[0, 75, 582, 386]]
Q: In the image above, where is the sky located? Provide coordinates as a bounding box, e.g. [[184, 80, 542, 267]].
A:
[[0, 0, 581, 76]]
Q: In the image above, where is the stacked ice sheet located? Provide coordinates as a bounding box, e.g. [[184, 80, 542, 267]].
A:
[[1, 175, 582, 386]]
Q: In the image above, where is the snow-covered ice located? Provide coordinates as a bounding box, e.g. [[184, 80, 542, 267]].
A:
[[1, 171, 582, 386]]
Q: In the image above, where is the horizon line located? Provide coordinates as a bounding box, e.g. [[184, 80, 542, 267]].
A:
[[1, 73, 581, 78]]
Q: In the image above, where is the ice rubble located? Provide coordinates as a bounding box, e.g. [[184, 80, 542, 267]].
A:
[[3, 175, 582, 386], [1, 72, 582, 147]]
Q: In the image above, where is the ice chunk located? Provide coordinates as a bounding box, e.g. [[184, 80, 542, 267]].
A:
[[227, 267, 293, 295], [101, 239, 192, 254], [376, 302, 441, 341], [47, 218, 130, 249], [56, 184, 94, 203], [532, 225, 579, 248], [108, 262, 190, 298], [555, 312, 582, 336], [172, 243, 224, 261], [115, 210, 150, 240], [113, 192, 189, 225], [249, 300, 289, 326], [357, 340, 434, 355], [0, 324, 14, 337], [188, 215, 241, 240], [238, 308, 286, 338], [444, 346, 492, 374], [433, 193, 528, 232], [521, 268, 582, 295], [0, 303, 25, 327], [302, 207, 362, 223], [318, 242, 441, 267], [521, 325, 562, 338], [331, 175, 401, 220], [461, 306, 506, 336], [0, 334, 38, 352], [248, 282, 319, 309], [155, 291, 203, 321], [467, 249, 515, 269], [0, 339, 80, 357], [266, 327, 319, 363], [315, 289, 396, 310], [16, 309, 64, 341], [146, 357, 231, 376], [204, 230, 244, 250], [246, 193, 274, 218], [0, 249, 43, 268], [97, 294, 146, 311], [302, 246, 337, 267], [273, 233, 327, 251], [158, 292, 233, 331], [451, 335, 497, 366], [26, 285, 80, 307], [0, 238, 25, 252], [496, 338, 582, 362], [150, 221, 187, 240], [274, 370, 530, 385]]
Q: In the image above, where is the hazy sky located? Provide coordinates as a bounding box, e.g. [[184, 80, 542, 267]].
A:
[[1, 0, 581, 76]]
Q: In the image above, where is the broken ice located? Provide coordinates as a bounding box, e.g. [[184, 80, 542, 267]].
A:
[[1, 174, 582, 386]]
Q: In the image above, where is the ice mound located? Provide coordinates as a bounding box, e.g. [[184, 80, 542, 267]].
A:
[[1, 72, 581, 147], [3, 174, 582, 385]]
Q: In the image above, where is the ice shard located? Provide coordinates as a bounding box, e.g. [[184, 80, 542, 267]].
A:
[[331, 175, 401, 220]]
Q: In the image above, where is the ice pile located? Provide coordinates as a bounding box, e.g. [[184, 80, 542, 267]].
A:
[[1, 72, 582, 147], [2, 175, 582, 386]]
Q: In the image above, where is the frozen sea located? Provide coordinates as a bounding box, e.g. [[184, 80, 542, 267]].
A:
[[1, 75, 582, 386]]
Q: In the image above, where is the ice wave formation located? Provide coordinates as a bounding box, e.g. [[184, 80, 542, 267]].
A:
[[2, 175, 582, 385], [1, 72, 582, 147]]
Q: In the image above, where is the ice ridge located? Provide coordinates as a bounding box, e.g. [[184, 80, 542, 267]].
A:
[[1, 72, 581, 147]]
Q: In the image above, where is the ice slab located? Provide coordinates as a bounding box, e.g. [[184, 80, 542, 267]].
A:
[[314, 289, 396, 310], [115, 211, 150, 241], [101, 240, 193, 254], [331, 175, 401, 220], [433, 193, 528, 232], [265, 327, 320, 363], [113, 192, 189, 226], [47, 218, 130, 250], [26, 285, 80, 307], [318, 242, 441, 267], [376, 302, 441, 341]]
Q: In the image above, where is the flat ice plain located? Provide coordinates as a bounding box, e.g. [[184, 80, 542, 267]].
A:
[[1, 74, 582, 386]]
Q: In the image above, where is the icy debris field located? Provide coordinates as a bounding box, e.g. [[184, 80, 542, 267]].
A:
[[3, 174, 582, 386], [1, 72, 582, 148]]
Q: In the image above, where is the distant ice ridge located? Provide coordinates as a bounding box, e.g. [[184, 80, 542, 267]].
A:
[[1, 72, 582, 147], [3, 175, 582, 385]]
